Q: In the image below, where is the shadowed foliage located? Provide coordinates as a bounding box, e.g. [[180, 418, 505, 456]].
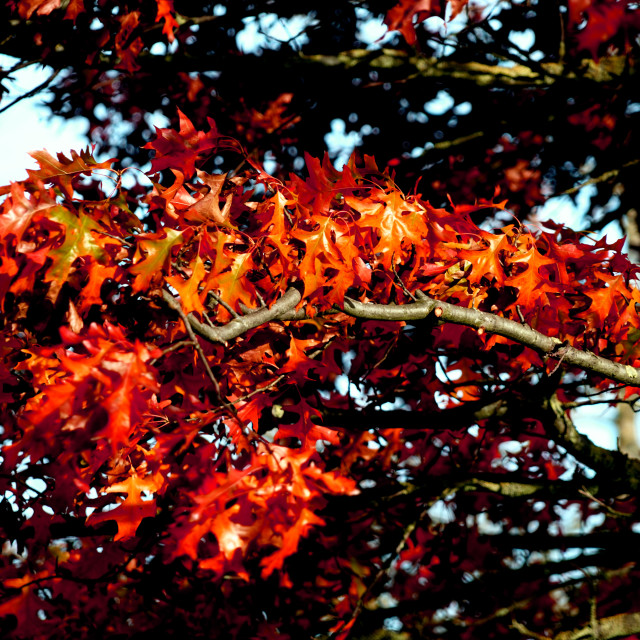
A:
[[1, 2, 640, 639]]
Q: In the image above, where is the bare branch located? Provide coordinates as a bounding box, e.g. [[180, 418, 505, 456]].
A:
[[341, 294, 640, 387], [511, 619, 549, 640], [557, 158, 640, 197], [0, 67, 61, 115], [162, 287, 302, 343], [546, 394, 640, 491], [207, 290, 240, 319], [299, 50, 632, 87], [555, 611, 640, 640], [161, 289, 226, 406], [321, 398, 507, 430], [460, 567, 632, 629]]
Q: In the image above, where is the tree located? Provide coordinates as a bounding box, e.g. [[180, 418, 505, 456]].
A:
[[2, 0, 639, 226], [1, 1, 640, 639]]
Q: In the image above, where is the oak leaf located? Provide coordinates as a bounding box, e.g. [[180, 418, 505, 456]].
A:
[[260, 508, 325, 577], [130, 227, 183, 292], [155, 0, 178, 42], [45, 207, 109, 289], [185, 171, 233, 224], [0, 181, 57, 244], [385, 0, 439, 45], [86, 471, 164, 540], [27, 148, 114, 199], [166, 255, 207, 313], [145, 110, 228, 177]]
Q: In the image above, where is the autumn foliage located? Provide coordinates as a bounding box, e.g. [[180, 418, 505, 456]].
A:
[[1, 1, 640, 639]]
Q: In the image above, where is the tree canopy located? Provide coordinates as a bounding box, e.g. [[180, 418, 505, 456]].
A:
[[1, 1, 640, 639]]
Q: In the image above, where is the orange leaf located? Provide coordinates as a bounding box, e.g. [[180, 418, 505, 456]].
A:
[[86, 471, 164, 540], [155, 0, 178, 42], [185, 171, 233, 224], [260, 508, 325, 577], [385, 0, 438, 45], [0, 181, 57, 243], [166, 255, 206, 313]]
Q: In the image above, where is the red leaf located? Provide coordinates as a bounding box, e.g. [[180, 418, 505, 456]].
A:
[[144, 110, 241, 177], [385, 0, 439, 45], [155, 0, 178, 42], [114, 11, 144, 72], [260, 508, 325, 577]]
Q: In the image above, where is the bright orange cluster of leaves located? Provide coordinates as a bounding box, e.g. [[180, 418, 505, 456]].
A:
[[1, 111, 640, 637]]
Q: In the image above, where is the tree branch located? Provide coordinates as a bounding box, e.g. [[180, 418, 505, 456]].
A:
[[321, 398, 507, 431], [545, 394, 640, 491], [160, 289, 231, 414], [554, 611, 640, 640], [0, 67, 61, 115], [459, 568, 631, 630], [465, 529, 640, 552], [299, 50, 632, 87], [341, 294, 640, 387], [357, 550, 634, 632], [557, 158, 640, 197], [162, 287, 302, 343], [511, 619, 549, 640]]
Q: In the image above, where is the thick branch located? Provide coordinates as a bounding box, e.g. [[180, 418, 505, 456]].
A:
[[341, 295, 640, 387], [162, 287, 302, 343], [300, 50, 632, 86], [321, 398, 507, 431], [546, 395, 640, 491], [554, 612, 640, 640], [468, 530, 640, 552]]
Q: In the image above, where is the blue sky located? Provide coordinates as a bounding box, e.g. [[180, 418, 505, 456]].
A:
[[0, 56, 89, 185]]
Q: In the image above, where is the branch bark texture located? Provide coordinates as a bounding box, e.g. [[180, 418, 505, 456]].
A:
[[299, 50, 632, 86], [342, 294, 640, 387], [162, 287, 302, 343], [554, 611, 640, 640]]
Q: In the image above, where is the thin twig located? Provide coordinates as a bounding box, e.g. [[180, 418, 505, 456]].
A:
[[0, 68, 61, 115], [510, 618, 550, 640], [563, 397, 638, 409], [202, 309, 216, 329], [162, 290, 284, 451], [5, 58, 42, 75], [578, 487, 631, 518], [232, 375, 286, 405], [162, 288, 228, 411], [208, 290, 240, 319], [95, 230, 132, 246], [328, 507, 429, 639], [391, 257, 416, 301], [558, 159, 640, 197], [149, 339, 195, 365]]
